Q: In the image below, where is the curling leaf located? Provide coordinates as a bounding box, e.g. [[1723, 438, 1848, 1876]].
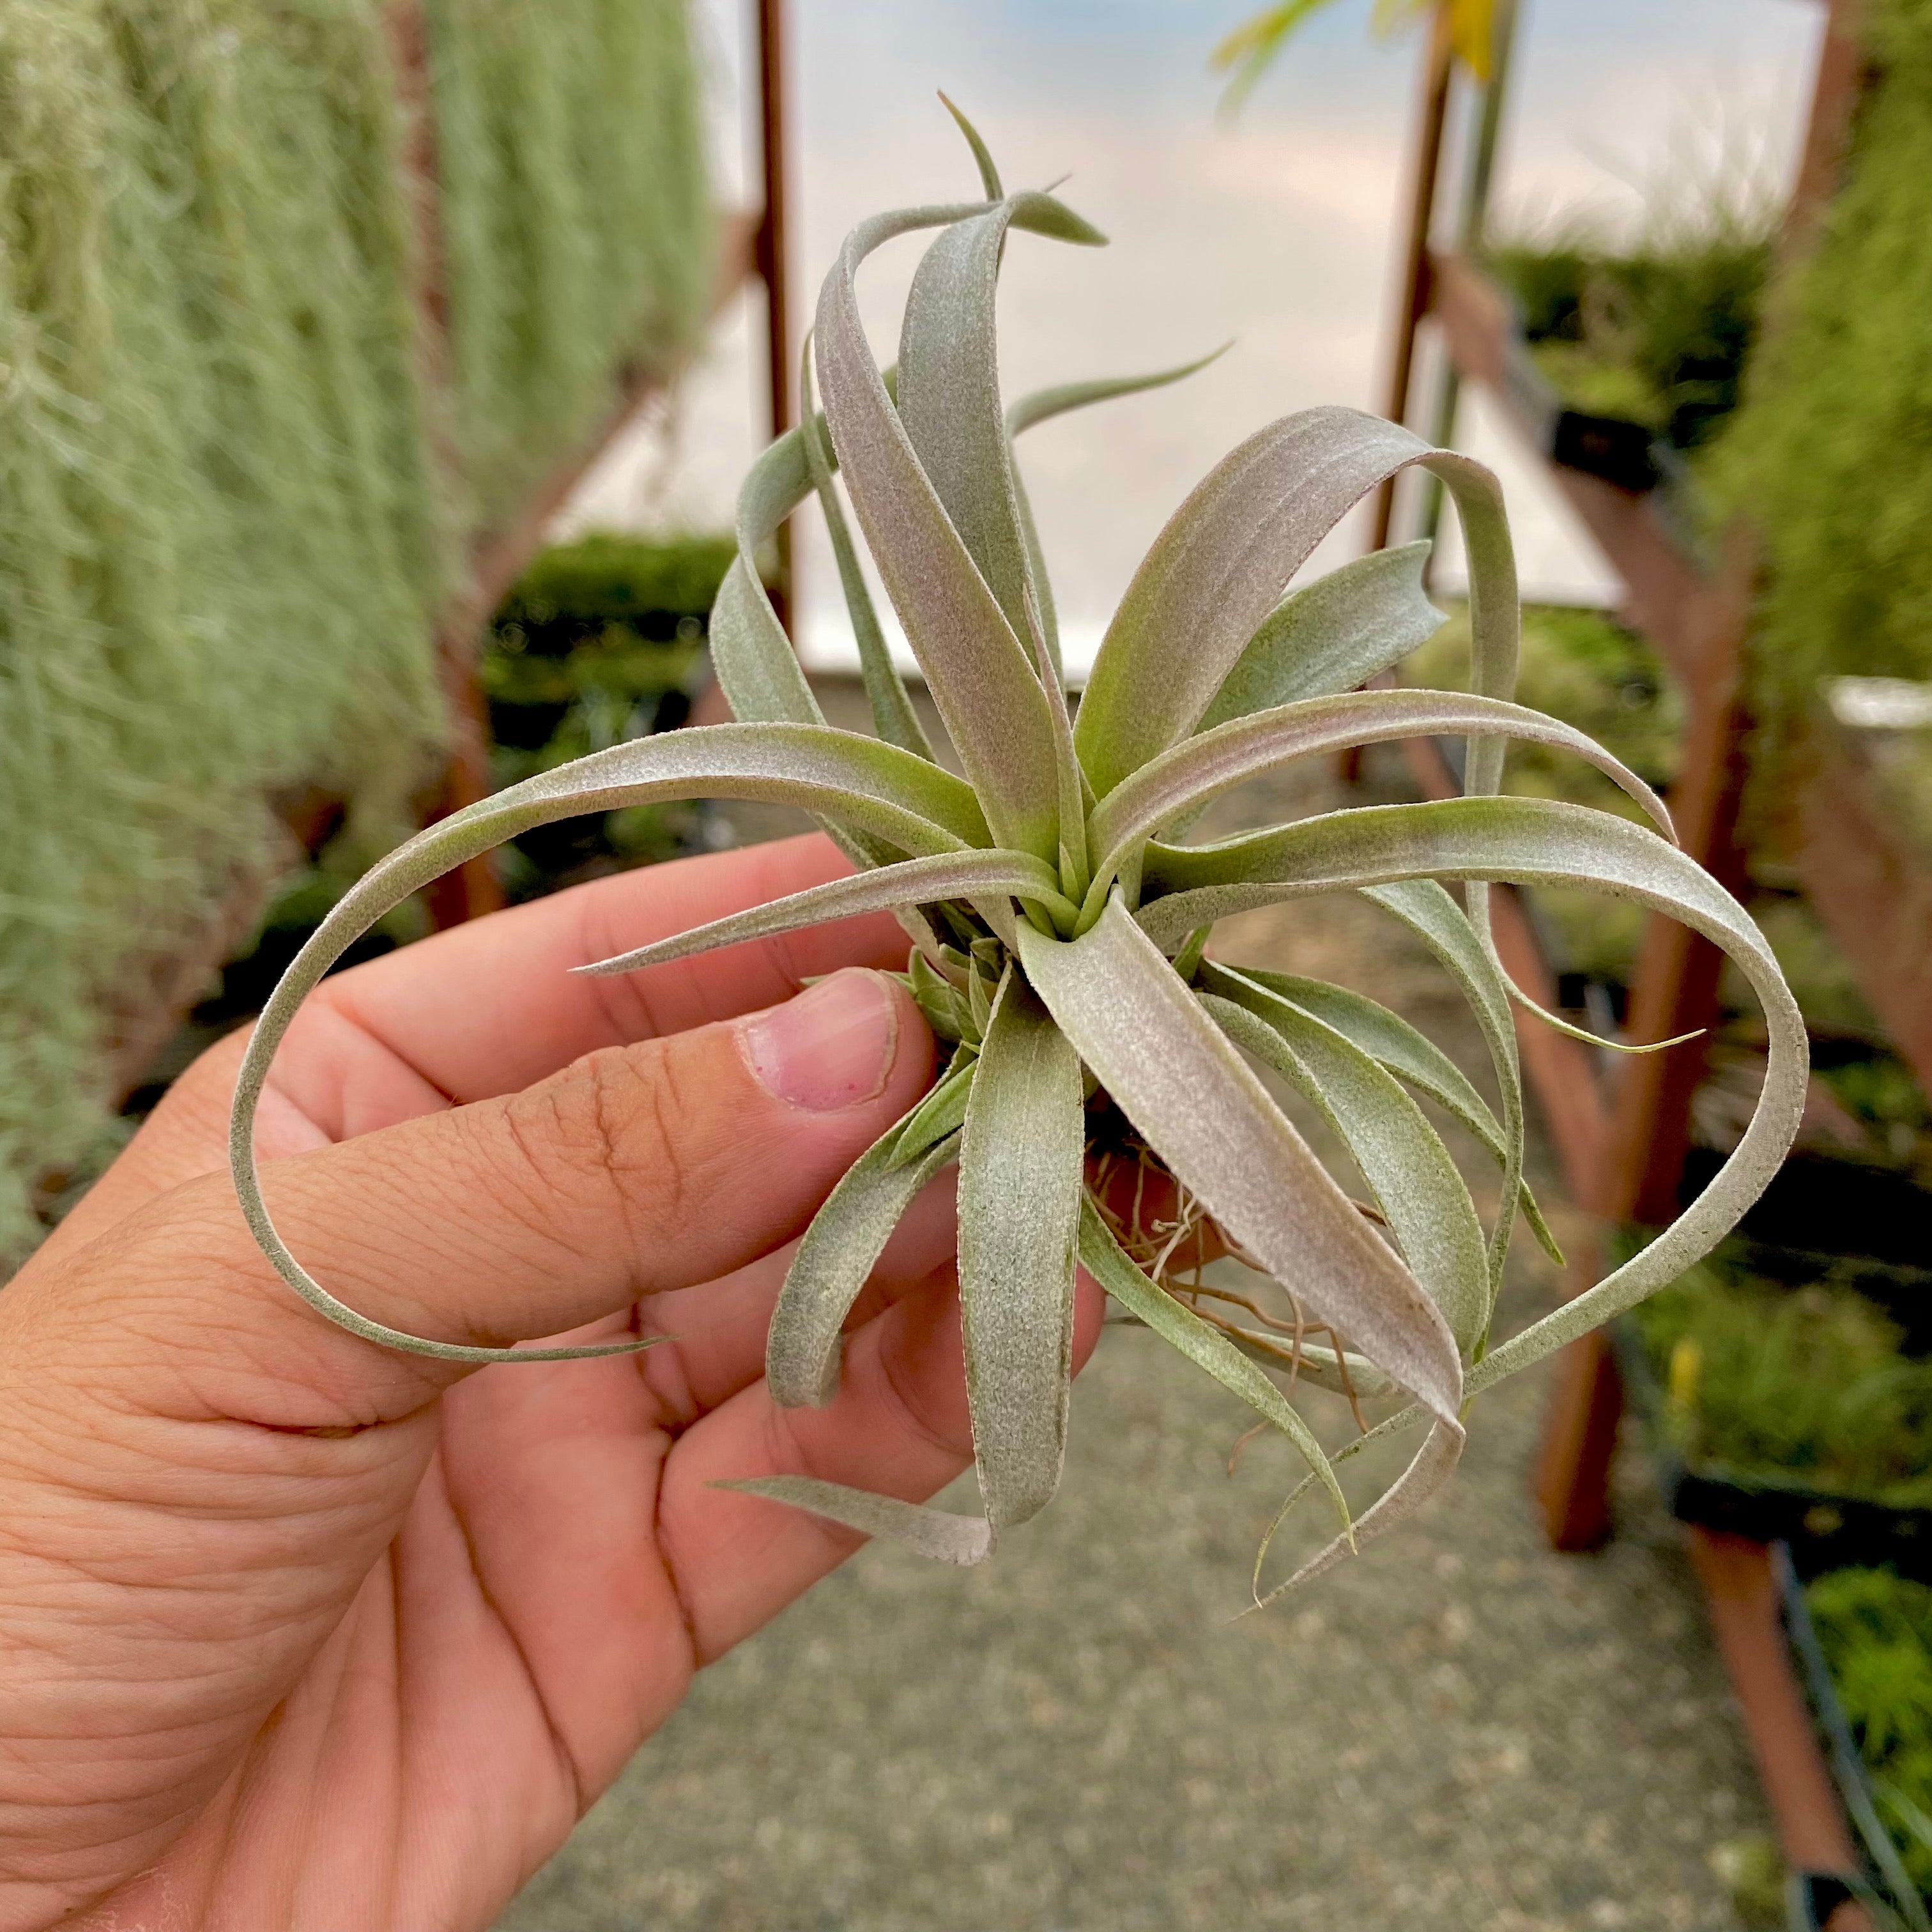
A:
[[1354, 881, 1538, 1287], [1200, 985, 1489, 1349], [1252, 1422, 1464, 1608], [1084, 686, 1673, 917], [816, 201, 1092, 862], [800, 335, 933, 758], [898, 204, 1049, 646], [1018, 893, 1464, 1423], [1201, 962, 1560, 1264], [1140, 796, 1808, 1376], [717, 1477, 994, 1565]]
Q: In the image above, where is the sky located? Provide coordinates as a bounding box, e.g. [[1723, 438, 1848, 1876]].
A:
[[556, 0, 1824, 675]]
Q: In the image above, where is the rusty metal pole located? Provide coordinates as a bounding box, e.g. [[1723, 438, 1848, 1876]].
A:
[[754, 0, 795, 635]]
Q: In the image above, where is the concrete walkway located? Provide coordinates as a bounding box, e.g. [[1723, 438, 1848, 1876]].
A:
[[496, 703, 1772, 1931]]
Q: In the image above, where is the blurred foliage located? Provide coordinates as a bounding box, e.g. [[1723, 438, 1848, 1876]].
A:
[[1211, 0, 1501, 116], [480, 533, 733, 899], [1487, 205, 1772, 456], [0, 0, 711, 1259], [1631, 1253, 1932, 1508], [1807, 1567, 1932, 1897], [1715, 0, 1932, 714], [426, 0, 712, 527]]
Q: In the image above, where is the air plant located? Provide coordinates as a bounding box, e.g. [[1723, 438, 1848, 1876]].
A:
[[231, 106, 1805, 1599]]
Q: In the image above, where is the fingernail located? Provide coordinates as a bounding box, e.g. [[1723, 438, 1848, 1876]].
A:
[[740, 971, 899, 1112]]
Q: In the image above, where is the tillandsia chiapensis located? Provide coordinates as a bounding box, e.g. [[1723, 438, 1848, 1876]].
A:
[[231, 103, 1806, 1598]]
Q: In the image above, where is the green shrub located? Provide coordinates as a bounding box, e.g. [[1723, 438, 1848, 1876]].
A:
[[1715, 0, 1932, 713], [1631, 1254, 1932, 1506], [481, 533, 731, 897], [1487, 200, 1772, 453], [1807, 1567, 1932, 1896]]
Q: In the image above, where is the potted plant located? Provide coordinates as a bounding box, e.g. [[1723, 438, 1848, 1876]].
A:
[[226, 108, 1804, 1595]]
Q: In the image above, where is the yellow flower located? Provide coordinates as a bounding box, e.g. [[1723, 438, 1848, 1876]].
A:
[[1211, 0, 1499, 116]]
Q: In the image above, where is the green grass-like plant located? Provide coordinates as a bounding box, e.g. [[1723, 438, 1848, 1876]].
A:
[[229, 109, 1806, 1593], [1714, 0, 1932, 717], [1808, 1567, 1932, 1903], [1633, 1255, 1932, 1508]]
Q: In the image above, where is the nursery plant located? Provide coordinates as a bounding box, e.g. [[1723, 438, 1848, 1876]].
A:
[[229, 109, 1806, 1597], [1808, 1565, 1932, 1906]]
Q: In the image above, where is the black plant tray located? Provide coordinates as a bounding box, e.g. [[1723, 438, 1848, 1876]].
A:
[[1677, 1150, 1932, 1348], [1610, 1322, 1932, 1584], [1774, 1543, 1932, 1928], [1550, 408, 1662, 491]]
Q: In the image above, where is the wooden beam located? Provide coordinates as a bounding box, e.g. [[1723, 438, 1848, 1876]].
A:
[[1689, 1531, 1870, 1929], [1368, 1, 1456, 551], [753, 0, 795, 632]]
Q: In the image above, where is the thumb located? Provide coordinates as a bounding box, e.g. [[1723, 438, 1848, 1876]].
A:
[[38, 969, 936, 1427]]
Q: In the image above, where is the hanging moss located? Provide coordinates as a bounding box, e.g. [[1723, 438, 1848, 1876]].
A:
[[0, 0, 711, 1261], [425, 0, 711, 526], [1715, 0, 1932, 717]]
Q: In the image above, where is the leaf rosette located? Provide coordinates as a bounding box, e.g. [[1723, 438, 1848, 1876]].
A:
[[230, 105, 1807, 1598]]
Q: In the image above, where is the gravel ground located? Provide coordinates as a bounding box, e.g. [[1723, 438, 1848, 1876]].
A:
[[494, 686, 1772, 1931]]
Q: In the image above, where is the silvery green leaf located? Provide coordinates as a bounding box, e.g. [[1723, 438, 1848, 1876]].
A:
[[710, 427, 824, 729], [1252, 1422, 1463, 1608], [1200, 962, 1560, 1264], [766, 1125, 960, 1407], [1076, 412, 1522, 797], [1139, 796, 1808, 1381], [1075, 408, 1420, 795], [938, 91, 1003, 198], [572, 848, 1072, 979], [229, 722, 990, 1361], [1078, 1196, 1352, 1535], [1004, 346, 1232, 440], [889, 1051, 976, 1169], [1355, 879, 1535, 1294], [1083, 687, 1673, 915], [898, 206, 1042, 647], [1016, 894, 1464, 1424], [800, 335, 933, 759], [1199, 986, 1489, 1350], [716, 1477, 993, 1565], [816, 203, 1085, 863], [957, 969, 1085, 1529], [907, 950, 974, 1043], [1197, 542, 1442, 732]]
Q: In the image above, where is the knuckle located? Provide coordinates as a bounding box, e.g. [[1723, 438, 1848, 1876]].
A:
[[500, 1043, 702, 1264]]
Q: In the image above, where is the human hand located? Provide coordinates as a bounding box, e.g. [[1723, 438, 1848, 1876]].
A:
[[0, 832, 1105, 1931]]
